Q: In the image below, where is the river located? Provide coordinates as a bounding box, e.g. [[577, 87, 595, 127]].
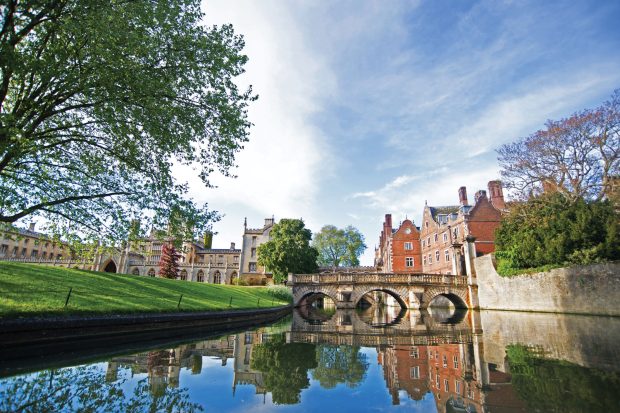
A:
[[1, 306, 619, 412]]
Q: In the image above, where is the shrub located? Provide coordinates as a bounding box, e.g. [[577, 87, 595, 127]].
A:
[[266, 284, 293, 303]]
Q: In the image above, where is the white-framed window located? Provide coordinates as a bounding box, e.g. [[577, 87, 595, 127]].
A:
[[443, 355, 447, 367], [434, 234, 438, 242], [404, 242, 413, 250], [410, 366, 420, 379], [436, 374, 440, 387], [454, 355, 459, 369], [445, 250, 450, 262], [249, 262, 257, 272], [422, 239, 426, 248], [423, 256, 427, 265], [410, 347, 419, 358], [435, 250, 440, 261], [405, 257, 414, 267], [454, 227, 459, 237], [443, 232, 448, 242], [428, 254, 432, 264], [427, 237, 431, 245], [456, 380, 461, 394], [444, 379, 449, 392]]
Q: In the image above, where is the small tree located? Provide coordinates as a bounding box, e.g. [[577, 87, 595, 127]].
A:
[[313, 225, 366, 267], [257, 219, 318, 283], [158, 243, 180, 279]]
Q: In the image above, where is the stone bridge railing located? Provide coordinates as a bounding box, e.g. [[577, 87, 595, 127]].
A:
[[291, 272, 468, 286]]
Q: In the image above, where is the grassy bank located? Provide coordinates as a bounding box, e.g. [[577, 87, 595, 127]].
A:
[[0, 262, 290, 318]]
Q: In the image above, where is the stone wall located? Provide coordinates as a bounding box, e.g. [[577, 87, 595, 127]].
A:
[[474, 255, 620, 316]]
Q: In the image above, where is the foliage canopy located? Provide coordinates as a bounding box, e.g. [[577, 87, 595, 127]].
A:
[[312, 225, 367, 267], [497, 89, 619, 202], [0, 0, 256, 242], [257, 219, 318, 283]]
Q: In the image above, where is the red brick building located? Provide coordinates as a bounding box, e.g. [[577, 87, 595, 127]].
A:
[[377, 345, 430, 404], [420, 181, 505, 275], [374, 214, 423, 273]]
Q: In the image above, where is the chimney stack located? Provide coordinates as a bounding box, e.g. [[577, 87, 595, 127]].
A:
[[458, 187, 468, 206], [230, 242, 236, 250], [487, 180, 505, 210], [474, 190, 487, 204]]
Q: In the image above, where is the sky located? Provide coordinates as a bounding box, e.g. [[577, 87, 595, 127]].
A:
[[188, 0, 620, 265]]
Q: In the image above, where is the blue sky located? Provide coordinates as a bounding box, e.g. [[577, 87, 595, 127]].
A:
[[192, 0, 620, 265]]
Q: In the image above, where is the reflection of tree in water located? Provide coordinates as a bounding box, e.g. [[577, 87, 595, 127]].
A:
[[250, 333, 317, 405], [506, 344, 620, 413], [312, 345, 369, 389], [0, 364, 203, 413]]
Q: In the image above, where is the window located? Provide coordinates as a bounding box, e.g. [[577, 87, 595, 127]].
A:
[[197, 270, 204, 282], [405, 257, 414, 267], [428, 254, 432, 264], [251, 248, 256, 258], [31, 250, 38, 258], [42, 251, 47, 259], [132, 268, 140, 275], [147, 268, 156, 277], [455, 380, 461, 394], [410, 366, 420, 379], [11, 246, 17, 257], [423, 256, 427, 265], [453, 355, 459, 369], [427, 237, 431, 245], [435, 250, 440, 261], [0, 244, 7, 256], [213, 271, 221, 284], [445, 250, 450, 262], [234, 255, 239, 262], [454, 227, 459, 237], [422, 239, 425, 248], [21, 248, 26, 258], [410, 347, 419, 358], [249, 262, 257, 272], [436, 374, 440, 387], [444, 379, 449, 391], [251, 236, 257, 246], [443, 232, 448, 242], [180, 269, 187, 280], [434, 234, 438, 242], [443, 355, 447, 367], [24, 239, 29, 245], [404, 242, 412, 250]]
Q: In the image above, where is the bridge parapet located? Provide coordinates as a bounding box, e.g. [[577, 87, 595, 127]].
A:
[[291, 272, 468, 287]]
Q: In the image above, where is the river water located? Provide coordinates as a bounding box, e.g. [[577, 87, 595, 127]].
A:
[[1, 307, 619, 412]]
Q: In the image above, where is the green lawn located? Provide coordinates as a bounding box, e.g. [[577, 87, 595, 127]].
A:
[[0, 262, 290, 318]]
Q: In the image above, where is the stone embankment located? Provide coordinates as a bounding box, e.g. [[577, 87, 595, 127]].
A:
[[474, 255, 620, 316]]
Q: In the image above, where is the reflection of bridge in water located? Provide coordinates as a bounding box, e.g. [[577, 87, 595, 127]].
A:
[[287, 307, 477, 347]]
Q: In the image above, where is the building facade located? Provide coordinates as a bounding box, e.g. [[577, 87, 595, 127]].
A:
[[238, 217, 275, 285], [0, 224, 241, 285], [420, 181, 505, 275], [374, 214, 423, 273]]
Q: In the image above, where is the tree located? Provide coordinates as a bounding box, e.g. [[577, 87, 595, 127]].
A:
[[312, 345, 368, 389], [313, 225, 366, 267], [0, 1, 256, 243], [257, 219, 318, 283], [158, 243, 180, 279], [497, 89, 619, 202]]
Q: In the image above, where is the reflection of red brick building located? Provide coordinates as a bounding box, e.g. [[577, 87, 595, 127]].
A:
[[377, 345, 430, 404], [420, 181, 505, 275], [374, 214, 422, 273]]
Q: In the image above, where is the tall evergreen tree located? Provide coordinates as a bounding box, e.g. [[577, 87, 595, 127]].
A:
[[158, 243, 180, 279]]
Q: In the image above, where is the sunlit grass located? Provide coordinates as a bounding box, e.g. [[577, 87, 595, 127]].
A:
[[0, 262, 290, 318]]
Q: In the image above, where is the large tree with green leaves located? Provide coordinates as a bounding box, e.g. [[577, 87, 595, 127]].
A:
[[313, 225, 366, 267], [0, 0, 256, 243], [257, 219, 318, 283]]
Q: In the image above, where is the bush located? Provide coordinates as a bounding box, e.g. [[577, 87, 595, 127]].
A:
[[495, 193, 619, 274], [266, 284, 293, 303], [231, 278, 248, 286]]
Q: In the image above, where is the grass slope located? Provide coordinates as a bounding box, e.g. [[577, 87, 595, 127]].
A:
[[0, 262, 289, 318]]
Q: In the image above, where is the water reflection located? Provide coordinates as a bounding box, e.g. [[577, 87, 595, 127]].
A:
[[1, 309, 619, 412]]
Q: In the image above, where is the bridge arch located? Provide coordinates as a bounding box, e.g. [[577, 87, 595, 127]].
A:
[[352, 287, 411, 310], [422, 288, 468, 310]]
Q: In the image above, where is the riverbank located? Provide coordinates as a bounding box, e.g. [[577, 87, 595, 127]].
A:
[[0, 262, 289, 318]]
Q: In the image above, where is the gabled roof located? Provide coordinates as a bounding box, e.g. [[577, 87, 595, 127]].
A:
[[428, 205, 460, 220]]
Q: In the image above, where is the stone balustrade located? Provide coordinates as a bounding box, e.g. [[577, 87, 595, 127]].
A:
[[291, 272, 467, 286]]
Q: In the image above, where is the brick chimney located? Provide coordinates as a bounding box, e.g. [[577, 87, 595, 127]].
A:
[[474, 189, 487, 204], [458, 186, 468, 206], [487, 180, 505, 210], [230, 242, 236, 250]]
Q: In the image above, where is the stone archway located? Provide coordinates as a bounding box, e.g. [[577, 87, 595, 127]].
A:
[[352, 287, 415, 310], [422, 287, 468, 310], [296, 290, 339, 308], [103, 260, 117, 273]]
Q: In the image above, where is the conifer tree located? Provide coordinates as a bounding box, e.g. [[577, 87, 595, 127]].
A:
[[158, 243, 181, 279]]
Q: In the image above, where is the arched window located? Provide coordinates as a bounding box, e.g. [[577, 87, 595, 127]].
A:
[[197, 270, 204, 282], [147, 268, 155, 277], [132, 268, 140, 275], [213, 271, 221, 284], [180, 269, 187, 281]]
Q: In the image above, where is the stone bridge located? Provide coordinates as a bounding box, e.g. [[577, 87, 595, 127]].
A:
[[287, 308, 475, 347], [289, 271, 471, 310]]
